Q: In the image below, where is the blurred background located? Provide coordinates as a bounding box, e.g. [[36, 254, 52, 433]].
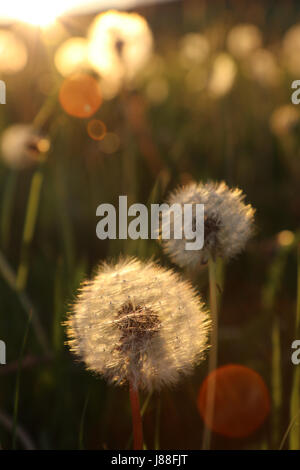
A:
[[0, 0, 299, 450]]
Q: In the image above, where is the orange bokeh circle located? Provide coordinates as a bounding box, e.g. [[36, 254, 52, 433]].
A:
[[198, 364, 270, 438], [87, 119, 107, 141], [59, 74, 102, 118]]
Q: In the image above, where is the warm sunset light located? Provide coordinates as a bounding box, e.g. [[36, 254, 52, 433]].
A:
[[0, 1, 70, 26], [0, 0, 171, 27]]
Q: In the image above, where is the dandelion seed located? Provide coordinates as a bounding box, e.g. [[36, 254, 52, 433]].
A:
[[65, 257, 210, 391], [0, 124, 50, 169], [161, 181, 255, 268]]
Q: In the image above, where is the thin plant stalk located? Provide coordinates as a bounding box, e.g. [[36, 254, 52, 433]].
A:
[[129, 382, 143, 450], [263, 247, 288, 448], [289, 243, 300, 449], [12, 313, 32, 449], [272, 313, 282, 448], [202, 255, 219, 450], [154, 396, 161, 450], [0, 250, 50, 354], [16, 161, 46, 292], [78, 391, 90, 450], [1, 171, 17, 250]]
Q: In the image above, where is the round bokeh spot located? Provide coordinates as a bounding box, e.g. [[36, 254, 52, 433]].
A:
[[59, 74, 102, 118], [198, 364, 270, 438]]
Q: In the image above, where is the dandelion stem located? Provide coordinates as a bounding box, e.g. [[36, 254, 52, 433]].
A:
[[129, 382, 143, 450], [202, 255, 219, 450], [1, 171, 17, 250], [12, 312, 32, 449], [16, 162, 45, 292], [271, 313, 282, 447], [154, 396, 161, 450]]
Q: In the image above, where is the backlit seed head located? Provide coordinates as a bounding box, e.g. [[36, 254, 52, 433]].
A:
[[0, 124, 49, 169], [161, 181, 255, 268], [65, 257, 210, 391], [88, 10, 153, 91]]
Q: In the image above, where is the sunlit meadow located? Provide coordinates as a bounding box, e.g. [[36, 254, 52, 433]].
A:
[[0, 0, 299, 450]]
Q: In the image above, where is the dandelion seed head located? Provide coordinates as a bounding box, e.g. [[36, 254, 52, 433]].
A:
[[0, 124, 49, 169], [245, 49, 281, 88], [65, 257, 210, 391], [227, 24, 262, 59], [179, 33, 210, 68], [0, 30, 28, 74], [208, 53, 237, 98], [87, 10, 153, 95], [282, 24, 300, 75], [270, 105, 300, 137], [55, 37, 89, 77], [161, 181, 255, 268]]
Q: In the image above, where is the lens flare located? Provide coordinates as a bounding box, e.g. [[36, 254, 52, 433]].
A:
[[198, 364, 270, 438], [87, 120, 107, 141], [277, 230, 295, 247], [59, 74, 102, 118]]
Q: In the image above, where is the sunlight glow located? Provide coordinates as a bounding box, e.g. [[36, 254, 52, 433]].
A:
[[0, 1, 173, 27], [0, 1, 71, 27]]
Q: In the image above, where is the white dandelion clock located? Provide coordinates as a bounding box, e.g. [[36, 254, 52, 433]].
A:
[[0, 124, 50, 169], [87, 10, 153, 93], [161, 181, 255, 268], [65, 257, 210, 391]]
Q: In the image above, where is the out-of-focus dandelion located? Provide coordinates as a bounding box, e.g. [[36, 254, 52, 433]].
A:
[[282, 24, 300, 75], [59, 73, 102, 118], [227, 23, 262, 59], [55, 37, 89, 77], [179, 33, 210, 68], [87, 10, 153, 97], [208, 53, 237, 98], [270, 105, 300, 137], [198, 364, 270, 438], [0, 124, 50, 169], [0, 30, 27, 74], [161, 181, 255, 268], [245, 49, 281, 87], [65, 257, 210, 449]]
